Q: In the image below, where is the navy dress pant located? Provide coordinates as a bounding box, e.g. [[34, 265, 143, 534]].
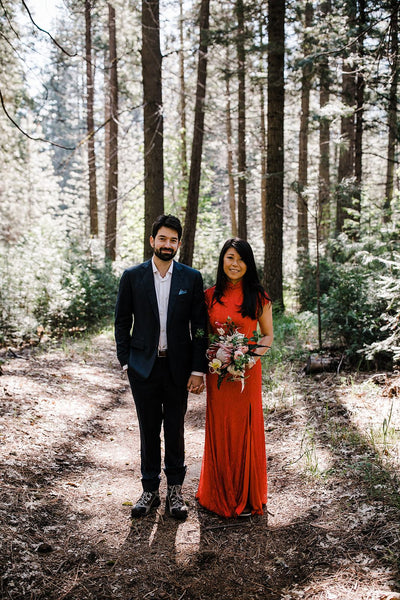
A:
[[128, 357, 188, 492]]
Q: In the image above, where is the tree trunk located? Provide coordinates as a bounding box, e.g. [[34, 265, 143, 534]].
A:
[[383, 0, 399, 222], [335, 57, 355, 234], [236, 0, 247, 240], [142, 0, 164, 259], [104, 44, 110, 211], [354, 0, 366, 234], [179, 0, 188, 198], [264, 0, 285, 309], [179, 0, 210, 267], [259, 13, 267, 246], [297, 1, 313, 266], [85, 0, 98, 237], [225, 70, 237, 237], [105, 3, 118, 261], [318, 0, 331, 243]]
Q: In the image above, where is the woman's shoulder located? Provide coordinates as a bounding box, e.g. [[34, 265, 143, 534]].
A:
[[205, 285, 216, 300]]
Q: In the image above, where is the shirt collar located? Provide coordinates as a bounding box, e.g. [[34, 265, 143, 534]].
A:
[[152, 257, 174, 276]]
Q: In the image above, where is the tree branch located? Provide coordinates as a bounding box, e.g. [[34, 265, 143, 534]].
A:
[[0, 88, 75, 150], [21, 0, 77, 57]]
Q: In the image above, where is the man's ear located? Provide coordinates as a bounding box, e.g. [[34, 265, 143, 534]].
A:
[[149, 235, 154, 248]]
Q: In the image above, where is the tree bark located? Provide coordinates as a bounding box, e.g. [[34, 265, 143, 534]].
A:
[[335, 56, 356, 234], [142, 0, 164, 259], [354, 0, 366, 234], [318, 0, 331, 243], [297, 1, 313, 266], [225, 69, 237, 237], [383, 0, 399, 222], [179, 0, 188, 192], [259, 13, 267, 245], [236, 0, 247, 240], [264, 0, 285, 309], [85, 0, 98, 237], [180, 0, 210, 267], [105, 3, 118, 261]]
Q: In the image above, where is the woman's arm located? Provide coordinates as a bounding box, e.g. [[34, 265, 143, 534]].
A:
[[253, 301, 273, 359]]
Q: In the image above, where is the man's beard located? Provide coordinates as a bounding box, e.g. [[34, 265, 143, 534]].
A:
[[154, 247, 177, 262]]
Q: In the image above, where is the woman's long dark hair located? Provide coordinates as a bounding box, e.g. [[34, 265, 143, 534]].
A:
[[212, 238, 271, 319]]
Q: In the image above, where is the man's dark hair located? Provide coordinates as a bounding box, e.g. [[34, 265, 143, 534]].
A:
[[151, 214, 183, 240]]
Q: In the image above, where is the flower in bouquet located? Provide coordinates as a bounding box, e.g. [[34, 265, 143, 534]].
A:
[[206, 317, 265, 390]]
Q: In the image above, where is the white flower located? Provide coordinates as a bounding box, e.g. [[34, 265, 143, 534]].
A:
[[209, 358, 222, 373], [227, 364, 243, 378]]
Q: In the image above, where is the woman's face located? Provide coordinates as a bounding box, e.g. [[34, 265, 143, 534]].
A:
[[223, 247, 247, 283]]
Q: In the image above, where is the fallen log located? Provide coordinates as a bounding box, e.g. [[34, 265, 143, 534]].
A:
[[304, 354, 342, 375]]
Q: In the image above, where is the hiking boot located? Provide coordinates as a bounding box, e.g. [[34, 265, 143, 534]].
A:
[[166, 485, 188, 520], [131, 490, 160, 518]]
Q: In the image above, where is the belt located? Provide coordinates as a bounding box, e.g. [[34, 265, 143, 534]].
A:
[[157, 349, 168, 357]]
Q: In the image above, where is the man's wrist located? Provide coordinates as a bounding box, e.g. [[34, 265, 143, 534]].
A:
[[191, 371, 204, 377]]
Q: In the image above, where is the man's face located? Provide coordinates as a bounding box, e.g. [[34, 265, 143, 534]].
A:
[[150, 226, 181, 262]]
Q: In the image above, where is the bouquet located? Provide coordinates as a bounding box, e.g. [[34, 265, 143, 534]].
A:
[[206, 317, 266, 390]]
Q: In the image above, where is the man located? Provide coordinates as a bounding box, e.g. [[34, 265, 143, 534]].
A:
[[115, 214, 208, 520]]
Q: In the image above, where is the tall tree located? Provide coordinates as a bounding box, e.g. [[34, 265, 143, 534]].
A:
[[180, 0, 210, 267], [335, 4, 356, 235], [142, 0, 164, 259], [105, 2, 118, 261], [296, 1, 313, 266], [236, 0, 247, 240], [264, 0, 285, 308], [225, 66, 238, 237], [383, 0, 399, 222], [259, 13, 267, 245], [318, 0, 331, 242], [179, 0, 188, 191], [353, 0, 366, 233], [85, 0, 98, 237]]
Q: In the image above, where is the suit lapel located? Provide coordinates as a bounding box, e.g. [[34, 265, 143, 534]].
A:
[[142, 260, 159, 320]]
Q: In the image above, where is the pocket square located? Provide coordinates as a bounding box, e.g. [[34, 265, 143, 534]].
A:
[[178, 289, 188, 295]]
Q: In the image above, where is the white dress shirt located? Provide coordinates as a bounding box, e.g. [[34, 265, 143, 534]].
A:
[[152, 257, 173, 351]]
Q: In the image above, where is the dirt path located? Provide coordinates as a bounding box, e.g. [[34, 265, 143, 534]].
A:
[[1, 334, 400, 599]]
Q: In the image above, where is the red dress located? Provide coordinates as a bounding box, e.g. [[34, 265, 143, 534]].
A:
[[196, 281, 268, 518]]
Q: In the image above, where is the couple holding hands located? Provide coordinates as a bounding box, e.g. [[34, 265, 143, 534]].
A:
[[114, 214, 273, 521]]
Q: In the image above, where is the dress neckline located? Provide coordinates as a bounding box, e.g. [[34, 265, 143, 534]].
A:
[[226, 279, 243, 291]]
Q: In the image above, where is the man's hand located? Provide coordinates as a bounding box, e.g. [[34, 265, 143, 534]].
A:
[[187, 374, 205, 394]]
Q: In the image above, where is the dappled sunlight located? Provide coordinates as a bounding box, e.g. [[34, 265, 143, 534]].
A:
[[174, 511, 201, 565], [1, 335, 400, 598]]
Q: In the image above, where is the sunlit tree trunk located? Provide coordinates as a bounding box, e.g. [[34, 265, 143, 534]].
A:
[[105, 3, 118, 261], [264, 0, 285, 309], [297, 1, 313, 266], [236, 0, 247, 240], [180, 0, 210, 267], [85, 0, 98, 237], [142, 0, 164, 259], [383, 0, 399, 222]]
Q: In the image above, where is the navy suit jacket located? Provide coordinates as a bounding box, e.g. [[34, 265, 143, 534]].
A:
[[114, 259, 208, 387]]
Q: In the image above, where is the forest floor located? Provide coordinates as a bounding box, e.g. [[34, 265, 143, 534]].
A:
[[1, 331, 400, 600]]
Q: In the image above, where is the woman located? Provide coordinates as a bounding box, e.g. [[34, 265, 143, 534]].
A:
[[196, 238, 273, 518]]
